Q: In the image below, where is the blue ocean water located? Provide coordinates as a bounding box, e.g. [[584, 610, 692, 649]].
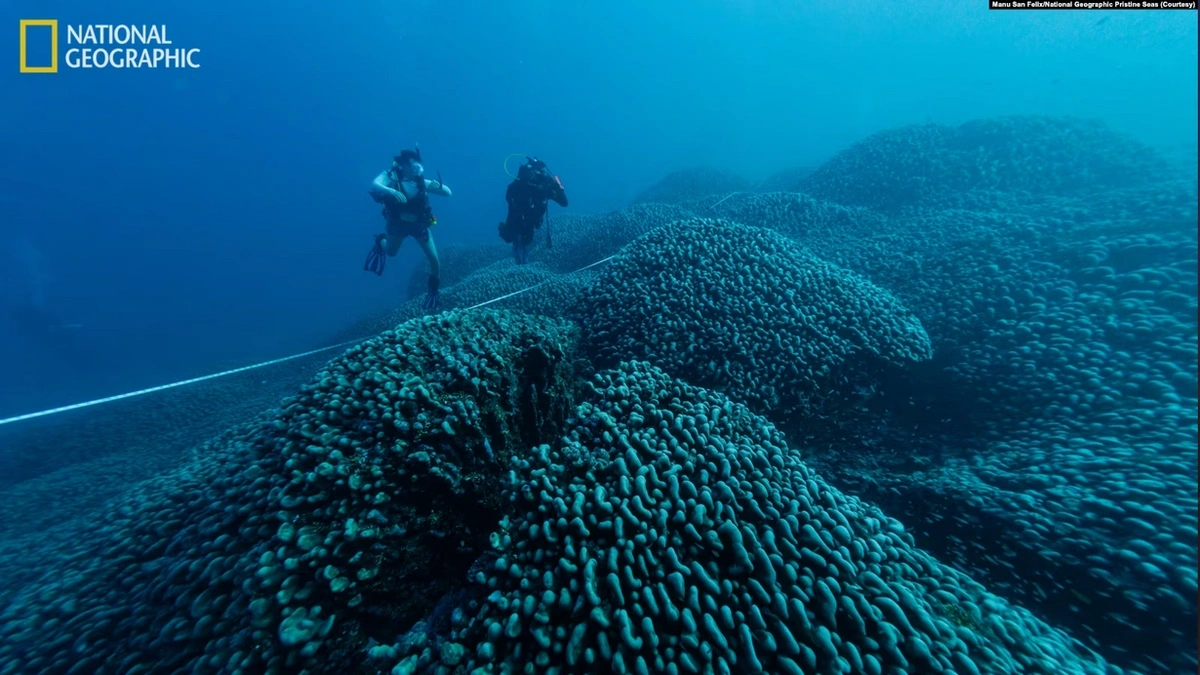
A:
[[0, 1, 1196, 674], [2, 0, 1195, 416]]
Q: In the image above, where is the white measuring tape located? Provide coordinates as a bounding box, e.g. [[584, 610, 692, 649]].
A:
[[462, 255, 615, 310], [0, 339, 369, 426], [701, 178, 769, 211], [0, 255, 619, 427], [0, 184, 762, 428]]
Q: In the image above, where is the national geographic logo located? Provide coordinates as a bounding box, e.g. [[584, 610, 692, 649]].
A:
[[19, 20, 201, 73]]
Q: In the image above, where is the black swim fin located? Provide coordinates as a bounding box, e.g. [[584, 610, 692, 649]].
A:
[[364, 234, 386, 276]]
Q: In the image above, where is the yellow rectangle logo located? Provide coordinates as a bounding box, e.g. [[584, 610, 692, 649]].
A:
[[19, 19, 58, 73]]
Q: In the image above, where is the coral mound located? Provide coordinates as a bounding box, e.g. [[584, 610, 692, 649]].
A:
[[0, 314, 1123, 675], [0, 311, 581, 674], [801, 115, 1171, 213], [571, 217, 933, 418], [402, 361, 1116, 675]]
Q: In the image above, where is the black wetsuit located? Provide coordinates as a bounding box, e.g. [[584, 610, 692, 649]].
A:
[[500, 176, 568, 247]]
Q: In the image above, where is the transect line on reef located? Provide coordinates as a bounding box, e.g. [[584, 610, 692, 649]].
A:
[[0, 338, 368, 426], [0, 254, 622, 427], [704, 178, 770, 211], [463, 255, 616, 310], [0, 183, 763, 427]]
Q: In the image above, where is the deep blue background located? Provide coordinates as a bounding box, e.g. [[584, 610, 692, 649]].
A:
[[2, 0, 1197, 418]]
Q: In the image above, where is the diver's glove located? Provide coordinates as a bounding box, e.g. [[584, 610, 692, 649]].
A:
[[513, 239, 529, 265], [423, 275, 439, 310], [364, 233, 386, 276]]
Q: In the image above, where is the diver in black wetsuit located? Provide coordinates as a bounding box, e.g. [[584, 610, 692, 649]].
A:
[[498, 157, 568, 265]]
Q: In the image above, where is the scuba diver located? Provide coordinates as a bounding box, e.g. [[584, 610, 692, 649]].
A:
[[498, 156, 568, 265], [363, 146, 451, 310]]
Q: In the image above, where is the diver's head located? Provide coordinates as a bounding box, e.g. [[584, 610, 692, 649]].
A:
[[392, 159, 423, 180], [520, 156, 550, 182], [394, 148, 423, 177]]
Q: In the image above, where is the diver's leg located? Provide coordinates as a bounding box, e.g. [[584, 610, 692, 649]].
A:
[[384, 221, 404, 257], [519, 228, 534, 264], [417, 230, 441, 309], [417, 231, 440, 281]]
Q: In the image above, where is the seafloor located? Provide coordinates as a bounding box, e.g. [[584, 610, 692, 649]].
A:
[[0, 115, 1195, 675]]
